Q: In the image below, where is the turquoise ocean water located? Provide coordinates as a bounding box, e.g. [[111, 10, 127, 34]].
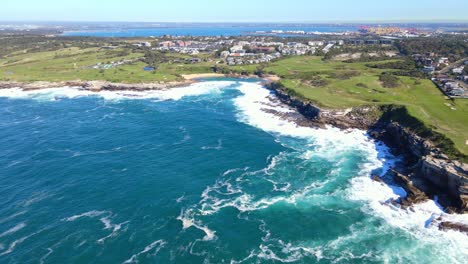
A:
[[0, 79, 466, 263]]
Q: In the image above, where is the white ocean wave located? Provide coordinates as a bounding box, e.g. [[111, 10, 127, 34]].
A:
[[3, 80, 466, 261], [97, 217, 130, 244], [0, 236, 30, 256], [177, 209, 216, 241], [0, 211, 27, 225], [233, 82, 386, 158], [201, 139, 223, 150], [229, 81, 468, 262], [38, 237, 68, 264], [62, 210, 109, 222], [122, 239, 167, 264], [230, 223, 323, 264], [39, 248, 54, 264], [62, 210, 129, 243], [0, 222, 26, 238], [0, 81, 236, 102], [346, 135, 468, 259], [176, 194, 186, 203], [0, 228, 45, 256]]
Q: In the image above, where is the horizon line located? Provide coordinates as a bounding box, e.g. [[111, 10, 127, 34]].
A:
[[1, 20, 468, 24]]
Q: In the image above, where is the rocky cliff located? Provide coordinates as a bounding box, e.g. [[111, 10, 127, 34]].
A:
[[373, 122, 468, 212], [266, 82, 468, 213]]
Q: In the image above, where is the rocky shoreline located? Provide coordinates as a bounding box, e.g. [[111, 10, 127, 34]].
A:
[[1, 77, 466, 233], [0, 80, 196, 92], [0, 74, 279, 92], [265, 82, 468, 232]]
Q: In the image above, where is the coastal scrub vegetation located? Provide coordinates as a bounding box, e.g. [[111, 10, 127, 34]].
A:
[[395, 37, 468, 61], [366, 58, 416, 70], [379, 72, 400, 88]]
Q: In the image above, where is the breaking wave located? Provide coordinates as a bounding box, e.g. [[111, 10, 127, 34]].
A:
[[62, 210, 129, 243], [0, 223, 26, 238], [177, 209, 216, 241], [123, 239, 167, 264], [1, 79, 466, 263], [179, 81, 468, 262], [0, 81, 236, 102]]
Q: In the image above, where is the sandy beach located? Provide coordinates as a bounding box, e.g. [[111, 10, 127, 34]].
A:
[[181, 73, 225, 80], [182, 73, 281, 82]]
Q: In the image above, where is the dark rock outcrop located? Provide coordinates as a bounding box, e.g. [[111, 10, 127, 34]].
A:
[[390, 169, 429, 206], [438, 221, 468, 234], [268, 86, 322, 122], [372, 122, 468, 212]]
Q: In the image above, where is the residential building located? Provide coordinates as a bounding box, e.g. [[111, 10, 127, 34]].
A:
[[422, 66, 435, 73], [220, 51, 230, 58], [444, 81, 459, 91], [453, 66, 464, 75], [308, 41, 324, 46], [439, 57, 449, 64], [449, 88, 465, 96]]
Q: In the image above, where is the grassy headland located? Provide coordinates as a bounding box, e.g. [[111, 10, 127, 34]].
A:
[[0, 45, 466, 159], [260, 56, 468, 159]]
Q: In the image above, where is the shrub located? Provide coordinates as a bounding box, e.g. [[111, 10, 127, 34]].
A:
[[379, 72, 399, 88]]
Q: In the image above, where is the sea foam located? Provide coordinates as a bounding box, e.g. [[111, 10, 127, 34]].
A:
[[63, 210, 109, 222], [2, 80, 467, 262], [177, 209, 216, 241], [230, 81, 468, 261], [0, 223, 26, 238], [122, 239, 167, 264], [62, 210, 129, 243], [0, 81, 236, 102]]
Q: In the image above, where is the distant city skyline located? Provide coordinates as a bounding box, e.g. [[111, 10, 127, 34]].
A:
[[1, 0, 468, 23]]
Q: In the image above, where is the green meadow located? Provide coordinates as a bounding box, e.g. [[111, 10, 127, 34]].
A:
[[0, 48, 466, 156], [0, 47, 213, 83]]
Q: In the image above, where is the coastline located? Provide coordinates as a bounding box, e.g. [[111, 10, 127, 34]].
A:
[[0, 80, 196, 92], [0, 74, 280, 91], [1, 76, 466, 225], [265, 82, 468, 215]]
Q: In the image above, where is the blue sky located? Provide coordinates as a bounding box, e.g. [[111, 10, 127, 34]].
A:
[[1, 0, 467, 22]]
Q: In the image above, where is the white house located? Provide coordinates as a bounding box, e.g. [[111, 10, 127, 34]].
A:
[[220, 51, 230, 58], [453, 66, 464, 74], [230, 45, 244, 53], [308, 41, 324, 47]]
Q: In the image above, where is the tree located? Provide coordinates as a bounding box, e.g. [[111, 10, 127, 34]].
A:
[[379, 72, 399, 88]]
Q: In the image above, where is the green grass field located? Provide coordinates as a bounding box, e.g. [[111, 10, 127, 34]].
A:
[[0, 47, 216, 83], [0, 48, 466, 156], [264, 56, 468, 156]]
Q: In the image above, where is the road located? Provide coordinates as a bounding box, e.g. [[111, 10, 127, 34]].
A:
[[439, 57, 467, 74]]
